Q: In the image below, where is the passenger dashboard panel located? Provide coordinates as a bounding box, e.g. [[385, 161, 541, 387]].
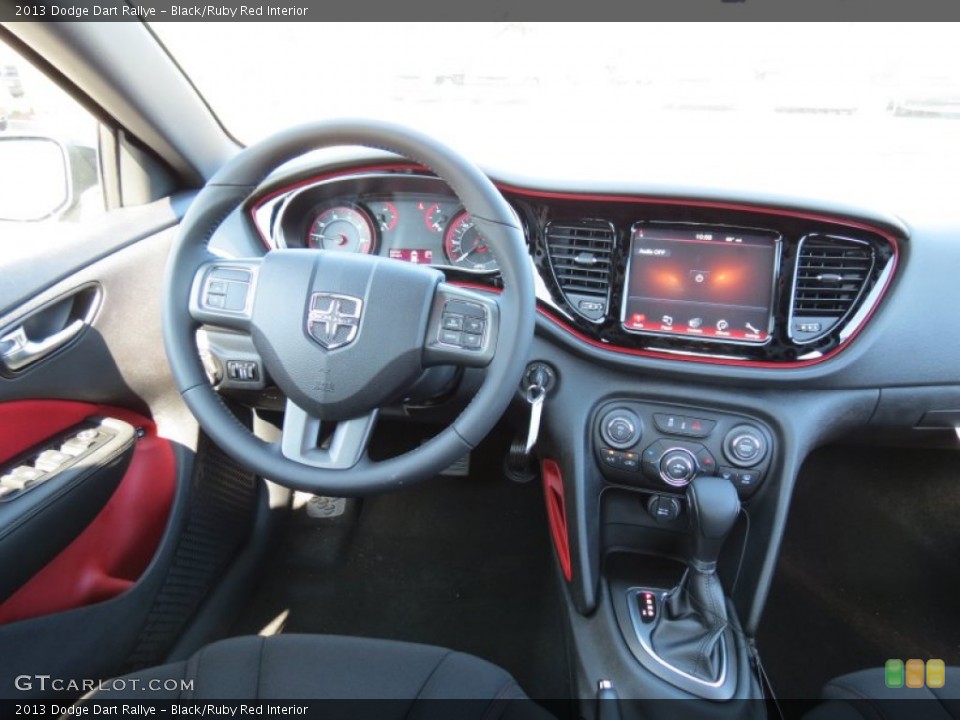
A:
[[249, 165, 900, 368]]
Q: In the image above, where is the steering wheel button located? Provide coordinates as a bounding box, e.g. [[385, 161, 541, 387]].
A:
[[207, 280, 227, 295], [0, 483, 15, 499], [439, 329, 463, 346], [209, 268, 251, 282], [463, 316, 485, 334], [462, 332, 482, 350], [224, 283, 249, 311], [206, 294, 226, 309], [441, 314, 464, 331]]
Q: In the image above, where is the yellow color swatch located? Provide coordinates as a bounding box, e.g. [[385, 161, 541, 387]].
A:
[[927, 659, 946, 689], [906, 659, 925, 688]]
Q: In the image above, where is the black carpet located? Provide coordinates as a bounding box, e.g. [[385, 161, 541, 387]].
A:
[[758, 443, 960, 700], [232, 426, 571, 702]]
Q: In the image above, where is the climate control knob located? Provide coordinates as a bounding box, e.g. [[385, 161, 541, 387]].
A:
[[659, 449, 698, 487], [600, 409, 643, 449], [723, 425, 768, 467]]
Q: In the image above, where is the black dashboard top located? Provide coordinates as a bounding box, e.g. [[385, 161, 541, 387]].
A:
[[249, 164, 900, 369]]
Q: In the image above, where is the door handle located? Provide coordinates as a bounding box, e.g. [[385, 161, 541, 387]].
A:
[[0, 320, 85, 371]]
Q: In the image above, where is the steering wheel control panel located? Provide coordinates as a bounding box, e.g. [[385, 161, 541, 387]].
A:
[[593, 401, 774, 498]]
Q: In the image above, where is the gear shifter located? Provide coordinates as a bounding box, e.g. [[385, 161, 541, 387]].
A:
[[650, 476, 740, 683]]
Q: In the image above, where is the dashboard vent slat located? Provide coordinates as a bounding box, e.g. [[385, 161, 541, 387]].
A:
[[545, 220, 615, 322], [790, 235, 876, 343]]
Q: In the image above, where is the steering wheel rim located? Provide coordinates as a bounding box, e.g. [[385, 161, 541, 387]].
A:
[[162, 119, 535, 495]]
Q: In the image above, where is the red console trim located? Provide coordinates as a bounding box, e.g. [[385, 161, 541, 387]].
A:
[[541, 459, 572, 582], [250, 163, 900, 369], [0, 403, 176, 624]]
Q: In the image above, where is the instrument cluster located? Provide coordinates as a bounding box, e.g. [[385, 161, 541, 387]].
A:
[[267, 186, 501, 274]]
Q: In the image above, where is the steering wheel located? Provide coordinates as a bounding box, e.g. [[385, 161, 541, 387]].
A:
[[162, 120, 535, 495]]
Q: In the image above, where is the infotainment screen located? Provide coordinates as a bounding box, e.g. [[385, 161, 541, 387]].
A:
[[621, 224, 780, 344]]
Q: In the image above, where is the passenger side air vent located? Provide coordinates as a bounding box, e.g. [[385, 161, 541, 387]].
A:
[[545, 220, 615, 321], [789, 235, 875, 343]]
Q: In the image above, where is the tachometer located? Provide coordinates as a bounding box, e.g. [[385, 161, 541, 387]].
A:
[[306, 205, 375, 253], [443, 211, 499, 272]]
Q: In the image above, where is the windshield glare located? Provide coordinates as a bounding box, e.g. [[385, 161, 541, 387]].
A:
[[150, 22, 960, 209]]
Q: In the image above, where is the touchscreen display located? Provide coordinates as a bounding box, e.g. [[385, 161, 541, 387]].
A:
[[621, 225, 779, 344]]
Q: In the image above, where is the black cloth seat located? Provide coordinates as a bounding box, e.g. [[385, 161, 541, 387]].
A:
[[85, 634, 553, 718], [805, 666, 960, 720]]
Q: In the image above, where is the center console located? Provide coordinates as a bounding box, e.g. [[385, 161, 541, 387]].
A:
[[594, 401, 774, 502], [588, 401, 774, 705]]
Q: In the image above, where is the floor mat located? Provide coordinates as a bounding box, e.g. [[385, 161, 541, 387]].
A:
[[232, 428, 571, 701], [758, 443, 960, 700]]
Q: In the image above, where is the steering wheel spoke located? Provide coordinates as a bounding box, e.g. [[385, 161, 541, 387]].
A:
[[188, 258, 263, 332], [422, 282, 500, 369], [280, 400, 377, 470]]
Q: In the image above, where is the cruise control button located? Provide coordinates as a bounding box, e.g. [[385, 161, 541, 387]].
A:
[[439, 329, 462, 346], [223, 282, 250, 312], [441, 314, 464, 331], [206, 293, 226, 309], [207, 280, 227, 295], [461, 332, 483, 350], [463, 316, 485, 334]]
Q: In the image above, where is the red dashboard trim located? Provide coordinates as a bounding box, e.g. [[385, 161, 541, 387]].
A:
[[250, 162, 901, 369]]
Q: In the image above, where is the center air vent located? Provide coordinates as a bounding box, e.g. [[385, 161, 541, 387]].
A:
[[790, 235, 875, 343], [545, 220, 615, 321]]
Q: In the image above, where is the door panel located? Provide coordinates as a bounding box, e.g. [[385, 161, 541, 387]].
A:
[[0, 207, 204, 696], [0, 403, 176, 624]]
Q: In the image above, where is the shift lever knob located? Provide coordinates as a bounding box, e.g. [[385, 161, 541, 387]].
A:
[[686, 476, 740, 572]]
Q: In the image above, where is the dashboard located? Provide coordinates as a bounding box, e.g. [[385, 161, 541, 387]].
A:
[[251, 166, 899, 368]]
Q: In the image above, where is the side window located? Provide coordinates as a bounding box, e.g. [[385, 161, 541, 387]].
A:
[[0, 37, 105, 254]]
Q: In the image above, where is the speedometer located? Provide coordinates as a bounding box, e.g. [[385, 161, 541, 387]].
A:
[[443, 211, 499, 272], [306, 205, 376, 254]]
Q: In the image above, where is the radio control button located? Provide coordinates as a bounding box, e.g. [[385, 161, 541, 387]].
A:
[[600, 409, 642, 449]]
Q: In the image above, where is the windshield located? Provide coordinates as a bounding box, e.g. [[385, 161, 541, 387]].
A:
[[150, 22, 960, 209]]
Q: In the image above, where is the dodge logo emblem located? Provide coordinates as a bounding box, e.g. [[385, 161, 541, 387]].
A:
[[306, 293, 363, 349]]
